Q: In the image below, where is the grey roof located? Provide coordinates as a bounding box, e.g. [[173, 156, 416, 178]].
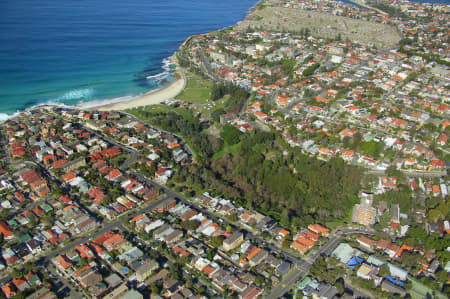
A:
[[276, 261, 291, 276], [137, 260, 158, 276], [317, 283, 339, 299], [119, 290, 143, 299], [105, 273, 122, 287], [387, 263, 408, 280], [118, 247, 143, 263], [224, 231, 243, 245], [367, 255, 386, 267], [381, 280, 406, 296], [331, 243, 360, 264]]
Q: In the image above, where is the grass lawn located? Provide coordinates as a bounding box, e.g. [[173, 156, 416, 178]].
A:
[[177, 72, 214, 104], [195, 95, 229, 117], [127, 104, 195, 123], [408, 277, 446, 299], [213, 142, 241, 159]]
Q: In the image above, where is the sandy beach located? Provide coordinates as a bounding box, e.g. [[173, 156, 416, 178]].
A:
[[95, 72, 186, 111]]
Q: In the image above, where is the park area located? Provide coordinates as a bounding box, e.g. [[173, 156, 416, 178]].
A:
[[177, 72, 214, 104]]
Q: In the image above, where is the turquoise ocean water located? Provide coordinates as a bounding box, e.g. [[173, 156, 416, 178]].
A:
[[0, 0, 448, 117], [0, 0, 258, 116]]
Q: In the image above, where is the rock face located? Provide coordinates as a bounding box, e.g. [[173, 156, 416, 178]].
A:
[[235, 6, 400, 49]]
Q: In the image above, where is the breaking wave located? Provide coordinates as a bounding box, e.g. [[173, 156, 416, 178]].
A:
[[0, 113, 12, 122], [54, 88, 94, 102], [146, 57, 172, 83]]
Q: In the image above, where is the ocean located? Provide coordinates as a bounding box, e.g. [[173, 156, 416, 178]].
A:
[[1, 0, 448, 117], [0, 0, 258, 116]]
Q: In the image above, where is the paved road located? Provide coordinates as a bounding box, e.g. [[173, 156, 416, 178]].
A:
[[31, 111, 381, 298], [91, 123, 379, 299], [265, 236, 340, 299], [84, 117, 304, 267], [130, 169, 304, 265], [119, 111, 195, 158], [264, 227, 377, 299], [44, 263, 83, 299], [266, 260, 312, 299], [312, 116, 447, 177], [42, 196, 168, 262], [366, 168, 446, 178], [307, 235, 341, 263], [199, 50, 220, 82]]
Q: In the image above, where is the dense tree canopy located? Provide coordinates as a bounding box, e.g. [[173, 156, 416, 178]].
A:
[[174, 130, 362, 228], [221, 125, 242, 145]]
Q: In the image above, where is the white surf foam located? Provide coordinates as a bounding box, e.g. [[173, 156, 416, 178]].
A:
[[146, 57, 173, 83], [0, 110, 27, 123], [76, 94, 137, 109], [0, 113, 13, 122], [0, 57, 177, 120], [54, 88, 94, 102]]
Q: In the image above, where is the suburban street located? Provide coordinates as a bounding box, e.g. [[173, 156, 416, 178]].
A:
[[41, 196, 168, 262], [0, 0, 448, 298], [266, 260, 312, 299], [90, 115, 373, 299], [199, 49, 220, 82], [0, 109, 383, 299]]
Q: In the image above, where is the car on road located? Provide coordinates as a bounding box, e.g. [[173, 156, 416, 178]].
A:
[[54, 281, 64, 289], [58, 287, 71, 298]]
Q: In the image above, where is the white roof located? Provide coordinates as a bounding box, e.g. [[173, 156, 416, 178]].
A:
[[388, 263, 408, 280], [201, 226, 217, 237]]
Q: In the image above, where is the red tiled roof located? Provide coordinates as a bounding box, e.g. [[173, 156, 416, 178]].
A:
[[107, 169, 121, 180], [247, 247, 261, 260], [57, 255, 72, 269], [295, 236, 315, 248], [32, 206, 45, 216], [308, 224, 329, 235], [291, 241, 309, 253], [52, 159, 68, 169], [0, 221, 13, 239]]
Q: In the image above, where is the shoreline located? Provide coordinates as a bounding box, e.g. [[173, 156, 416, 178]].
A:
[[89, 54, 186, 111], [93, 70, 186, 111], [0, 57, 187, 121], [1, 0, 263, 119]]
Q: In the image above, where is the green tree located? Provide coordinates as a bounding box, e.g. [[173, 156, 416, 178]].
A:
[[379, 264, 390, 277], [254, 275, 265, 286], [302, 63, 320, 77], [436, 269, 448, 284], [211, 83, 227, 101], [149, 283, 161, 295], [226, 213, 238, 222], [406, 226, 427, 242], [335, 278, 345, 294], [280, 209, 290, 227], [221, 125, 242, 145], [181, 220, 200, 231], [386, 165, 403, 180], [211, 236, 225, 247]]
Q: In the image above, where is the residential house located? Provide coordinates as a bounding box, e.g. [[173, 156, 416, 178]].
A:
[[357, 263, 377, 280], [357, 236, 375, 249], [136, 260, 158, 282], [239, 286, 262, 299], [308, 224, 329, 236], [223, 231, 244, 252], [59, 157, 86, 173], [381, 280, 406, 296], [75, 266, 102, 289]]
